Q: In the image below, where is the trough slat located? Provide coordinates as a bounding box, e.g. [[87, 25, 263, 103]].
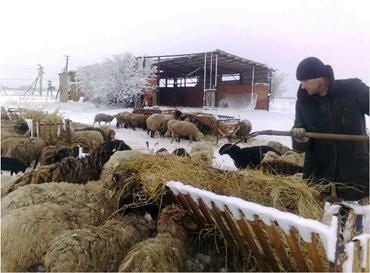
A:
[[250, 218, 281, 272], [284, 230, 309, 272], [197, 198, 216, 224], [184, 193, 207, 224], [265, 223, 291, 270], [306, 234, 325, 272], [210, 202, 236, 246]]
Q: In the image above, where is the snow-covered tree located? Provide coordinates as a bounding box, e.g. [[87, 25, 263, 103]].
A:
[[77, 52, 156, 106], [270, 72, 287, 99]]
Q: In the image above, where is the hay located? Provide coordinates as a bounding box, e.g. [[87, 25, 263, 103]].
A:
[[119, 154, 325, 220]]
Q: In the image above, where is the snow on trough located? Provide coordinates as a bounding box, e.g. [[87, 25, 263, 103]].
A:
[[167, 181, 339, 263]]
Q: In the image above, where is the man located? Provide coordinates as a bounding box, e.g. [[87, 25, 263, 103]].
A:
[[291, 57, 369, 202]]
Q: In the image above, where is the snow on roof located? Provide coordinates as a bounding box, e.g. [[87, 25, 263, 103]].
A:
[[167, 180, 338, 262]]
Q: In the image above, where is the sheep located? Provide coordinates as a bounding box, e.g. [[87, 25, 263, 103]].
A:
[[170, 120, 205, 143], [44, 214, 154, 272], [190, 142, 214, 165], [172, 148, 190, 157], [218, 144, 279, 169], [39, 145, 76, 166], [93, 113, 115, 126], [146, 113, 174, 138], [1, 137, 45, 167], [1, 203, 82, 272], [166, 118, 177, 137], [260, 150, 304, 175], [71, 130, 104, 152], [75, 125, 116, 141], [124, 113, 148, 130], [115, 111, 131, 128], [1, 156, 27, 175], [2, 139, 132, 197], [1, 171, 151, 272], [156, 148, 170, 155], [118, 204, 198, 272], [237, 119, 253, 139], [267, 140, 291, 155]]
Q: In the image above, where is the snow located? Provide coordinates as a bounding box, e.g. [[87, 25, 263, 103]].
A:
[[167, 181, 339, 262]]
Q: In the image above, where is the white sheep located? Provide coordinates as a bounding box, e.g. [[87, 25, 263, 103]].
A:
[[1, 203, 81, 272], [170, 120, 204, 143], [118, 204, 198, 272], [146, 113, 174, 138], [44, 214, 154, 272]]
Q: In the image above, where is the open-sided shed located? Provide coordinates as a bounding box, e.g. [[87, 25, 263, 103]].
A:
[[144, 49, 274, 110]]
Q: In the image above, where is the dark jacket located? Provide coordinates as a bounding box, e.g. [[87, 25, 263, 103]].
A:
[[293, 78, 369, 201]]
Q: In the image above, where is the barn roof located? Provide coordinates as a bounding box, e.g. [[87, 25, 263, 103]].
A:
[[144, 49, 274, 83]]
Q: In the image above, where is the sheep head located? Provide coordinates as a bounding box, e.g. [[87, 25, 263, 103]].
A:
[[158, 204, 198, 241], [218, 143, 240, 155]]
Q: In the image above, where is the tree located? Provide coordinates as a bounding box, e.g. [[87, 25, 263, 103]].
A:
[[270, 72, 287, 99], [77, 52, 156, 106]]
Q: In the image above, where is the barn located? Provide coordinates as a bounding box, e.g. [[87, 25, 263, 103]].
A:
[[143, 49, 274, 110]]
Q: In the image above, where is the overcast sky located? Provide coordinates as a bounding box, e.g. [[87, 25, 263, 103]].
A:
[[1, 0, 369, 95]]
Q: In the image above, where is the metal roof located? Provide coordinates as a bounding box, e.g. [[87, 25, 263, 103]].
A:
[[144, 49, 274, 81]]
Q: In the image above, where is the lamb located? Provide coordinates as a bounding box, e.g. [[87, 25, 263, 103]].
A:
[[39, 145, 76, 166], [75, 125, 116, 141], [115, 111, 131, 128], [44, 214, 154, 272], [1, 156, 27, 175], [1, 137, 45, 167], [2, 139, 132, 196], [219, 143, 279, 169], [170, 120, 205, 143], [146, 114, 174, 138], [93, 113, 115, 126], [118, 204, 198, 272]]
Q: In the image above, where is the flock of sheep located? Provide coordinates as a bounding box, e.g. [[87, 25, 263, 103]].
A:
[[1, 106, 305, 272]]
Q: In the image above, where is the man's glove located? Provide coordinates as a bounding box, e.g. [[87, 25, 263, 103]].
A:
[[291, 128, 309, 143]]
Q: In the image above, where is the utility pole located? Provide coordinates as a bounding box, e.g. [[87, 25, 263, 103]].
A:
[[38, 64, 43, 96]]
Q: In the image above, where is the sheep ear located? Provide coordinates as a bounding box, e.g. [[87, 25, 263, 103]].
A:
[[182, 215, 199, 230]]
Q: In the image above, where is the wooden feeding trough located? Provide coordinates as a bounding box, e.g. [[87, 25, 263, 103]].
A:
[[167, 181, 344, 272]]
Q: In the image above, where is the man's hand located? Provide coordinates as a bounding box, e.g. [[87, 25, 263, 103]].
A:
[[291, 128, 309, 143]]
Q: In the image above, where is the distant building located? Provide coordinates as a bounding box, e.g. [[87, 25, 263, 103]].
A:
[[143, 49, 274, 110], [58, 71, 85, 102]]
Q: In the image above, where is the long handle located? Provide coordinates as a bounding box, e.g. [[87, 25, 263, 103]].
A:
[[249, 130, 369, 141]]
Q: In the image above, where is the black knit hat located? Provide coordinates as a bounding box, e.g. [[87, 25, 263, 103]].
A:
[[296, 57, 329, 81]]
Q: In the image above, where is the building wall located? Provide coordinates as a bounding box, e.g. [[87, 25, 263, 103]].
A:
[[159, 87, 203, 107], [158, 84, 269, 110], [217, 84, 269, 110]]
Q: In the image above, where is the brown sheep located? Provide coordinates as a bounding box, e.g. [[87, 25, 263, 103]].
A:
[[93, 113, 115, 126], [75, 125, 115, 141], [238, 119, 253, 138], [124, 113, 147, 130], [1, 137, 45, 167], [72, 130, 104, 152], [2, 140, 132, 197], [115, 111, 131, 128], [267, 140, 291, 155], [118, 204, 198, 272], [44, 214, 154, 272], [39, 145, 76, 166]]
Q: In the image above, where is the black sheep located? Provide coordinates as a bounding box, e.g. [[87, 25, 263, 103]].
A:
[[1, 157, 27, 176], [219, 144, 279, 169]]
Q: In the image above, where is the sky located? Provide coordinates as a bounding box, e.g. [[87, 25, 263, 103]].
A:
[[0, 0, 369, 95]]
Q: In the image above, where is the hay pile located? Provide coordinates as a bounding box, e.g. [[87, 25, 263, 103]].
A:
[[117, 154, 325, 220]]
